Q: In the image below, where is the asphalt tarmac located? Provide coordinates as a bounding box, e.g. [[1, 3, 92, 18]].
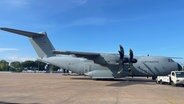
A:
[[0, 73, 183, 104]]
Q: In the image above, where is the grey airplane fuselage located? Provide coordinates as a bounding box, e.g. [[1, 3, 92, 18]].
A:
[[40, 54, 179, 79]]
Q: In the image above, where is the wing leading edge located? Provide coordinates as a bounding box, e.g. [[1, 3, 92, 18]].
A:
[[53, 50, 108, 65], [53, 50, 100, 57]]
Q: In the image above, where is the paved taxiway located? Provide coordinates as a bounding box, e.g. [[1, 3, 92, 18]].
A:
[[0, 73, 183, 104]]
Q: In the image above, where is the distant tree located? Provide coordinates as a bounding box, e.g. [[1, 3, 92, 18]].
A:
[[0, 60, 9, 71], [22, 60, 37, 70], [10, 61, 23, 72], [52, 65, 60, 72], [0, 59, 60, 72], [35, 61, 47, 71]]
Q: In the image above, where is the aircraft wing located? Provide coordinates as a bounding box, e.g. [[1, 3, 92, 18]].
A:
[[53, 50, 108, 65]]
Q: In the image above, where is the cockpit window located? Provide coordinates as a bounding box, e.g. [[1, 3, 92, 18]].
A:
[[168, 59, 174, 62], [172, 72, 175, 76]]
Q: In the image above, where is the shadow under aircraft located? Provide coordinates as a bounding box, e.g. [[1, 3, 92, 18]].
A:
[[0, 101, 40, 104]]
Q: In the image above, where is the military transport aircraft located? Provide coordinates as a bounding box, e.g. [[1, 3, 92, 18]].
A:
[[0, 27, 182, 80]]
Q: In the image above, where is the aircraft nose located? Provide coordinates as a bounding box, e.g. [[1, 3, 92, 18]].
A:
[[177, 63, 182, 71]]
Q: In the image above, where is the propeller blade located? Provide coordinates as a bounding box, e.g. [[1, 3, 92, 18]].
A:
[[119, 51, 123, 59], [129, 49, 133, 60], [119, 45, 124, 59], [120, 45, 124, 54], [118, 45, 125, 74], [129, 49, 137, 63]]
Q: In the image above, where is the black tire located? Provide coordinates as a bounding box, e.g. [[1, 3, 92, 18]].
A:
[[171, 81, 176, 87], [160, 80, 163, 84], [156, 80, 159, 84]]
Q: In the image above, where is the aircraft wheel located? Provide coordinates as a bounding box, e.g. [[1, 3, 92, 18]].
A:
[[152, 76, 156, 80]]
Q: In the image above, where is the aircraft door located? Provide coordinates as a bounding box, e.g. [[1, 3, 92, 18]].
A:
[[84, 65, 91, 73]]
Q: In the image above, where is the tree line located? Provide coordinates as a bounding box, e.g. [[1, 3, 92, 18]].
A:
[[0, 60, 60, 72]]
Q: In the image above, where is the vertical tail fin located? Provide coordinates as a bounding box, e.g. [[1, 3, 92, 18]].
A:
[[0, 27, 55, 58]]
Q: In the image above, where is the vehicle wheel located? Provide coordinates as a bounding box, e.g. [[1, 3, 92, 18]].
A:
[[171, 81, 176, 87], [160, 80, 163, 84], [156, 80, 159, 84], [182, 84, 184, 87]]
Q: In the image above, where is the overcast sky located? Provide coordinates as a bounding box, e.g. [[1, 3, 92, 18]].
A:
[[0, 0, 184, 62]]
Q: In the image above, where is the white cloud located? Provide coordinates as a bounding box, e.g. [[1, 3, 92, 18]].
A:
[[63, 17, 108, 28], [0, 50, 36, 62], [76, 0, 88, 5], [54, 0, 88, 13], [9, 0, 28, 6], [6, 56, 36, 62], [61, 15, 158, 28], [0, 48, 18, 52], [0, 0, 29, 8]]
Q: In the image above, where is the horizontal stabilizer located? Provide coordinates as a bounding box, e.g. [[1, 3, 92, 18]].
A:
[[0, 27, 45, 37], [0, 27, 55, 58]]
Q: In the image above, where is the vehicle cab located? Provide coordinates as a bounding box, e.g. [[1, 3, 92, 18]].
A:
[[170, 71, 184, 86]]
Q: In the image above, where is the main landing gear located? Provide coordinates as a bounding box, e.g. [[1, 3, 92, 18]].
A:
[[152, 76, 157, 80]]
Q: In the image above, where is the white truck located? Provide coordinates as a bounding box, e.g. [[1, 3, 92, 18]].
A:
[[156, 71, 184, 87]]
